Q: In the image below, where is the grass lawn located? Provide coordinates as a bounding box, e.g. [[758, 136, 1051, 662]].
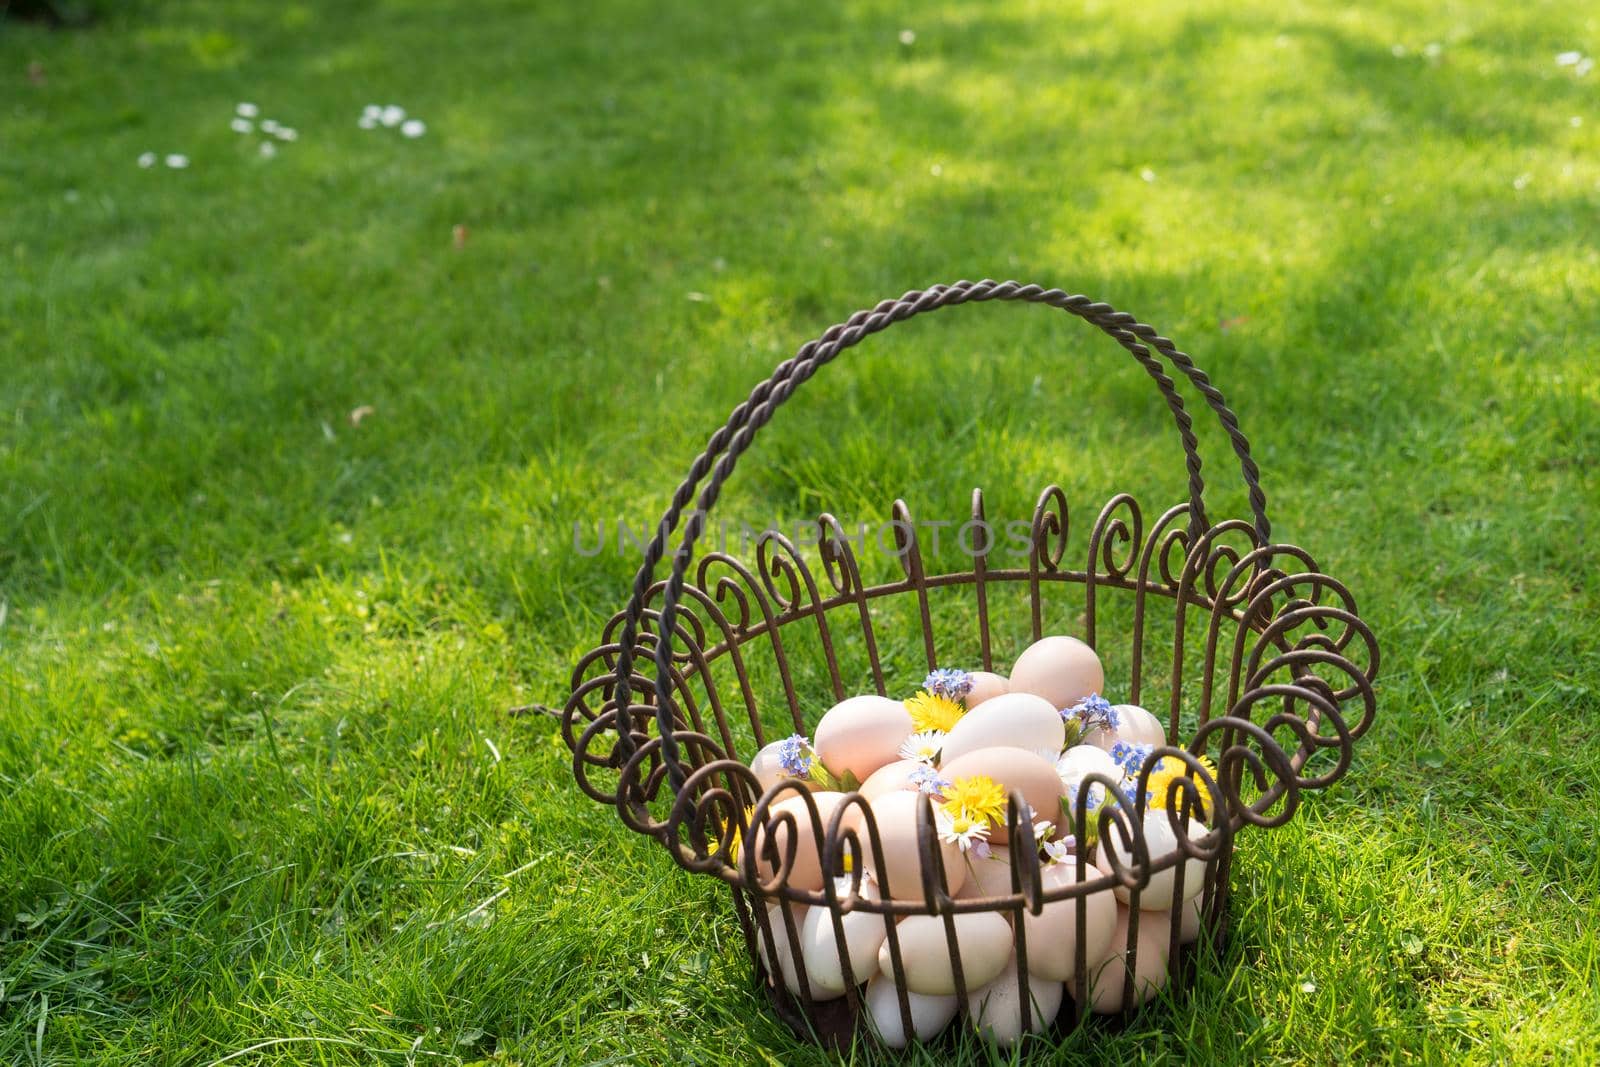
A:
[[3, 0, 1599, 1062]]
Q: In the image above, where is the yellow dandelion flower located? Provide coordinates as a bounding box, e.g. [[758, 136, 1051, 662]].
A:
[[905, 690, 965, 733], [940, 774, 1008, 826], [1145, 755, 1215, 819], [727, 804, 757, 864]]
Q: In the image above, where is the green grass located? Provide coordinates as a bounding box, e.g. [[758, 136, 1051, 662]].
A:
[[3, 0, 1599, 1062]]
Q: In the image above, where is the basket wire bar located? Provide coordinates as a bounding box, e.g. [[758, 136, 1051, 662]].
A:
[[561, 281, 1377, 1048]]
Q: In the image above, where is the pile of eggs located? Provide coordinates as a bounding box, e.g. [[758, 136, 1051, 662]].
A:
[[743, 635, 1213, 1047]]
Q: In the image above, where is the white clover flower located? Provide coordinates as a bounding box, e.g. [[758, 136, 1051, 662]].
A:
[[275, 127, 298, 142], [260, 119, 280, 134], [259, 141, 277, 159], [358, 114, 379, 129], [381, 105, 406, 127], [164, 154, 190, 169], [899, 730, 946, 764], [362, 103, 382, 119], [137, 151, 157, 168], [236, 102, 259, 117], [400, 119, 426, 138], [230, 117, 253, 134]]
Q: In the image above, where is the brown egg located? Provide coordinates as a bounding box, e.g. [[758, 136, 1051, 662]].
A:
[[813, 695, 914, 783], [1086, 904, 1171, 1013], [955, 846, 1020, 903], [964, 949, 1064, 1046], [1019, 859, 1118, 981], [1009, 635, 1105, 712], [858, 759, 925, 803], [852, 790, 967, 901], [864, 974, 959, 1048], [878, 911, 1012, 996], [750, 791, 846, 893], [939, 747, 1066, 844], [1149, 895, 1204, 947], [964, 671, 1011, 709], [939, 693, 1064, 764]]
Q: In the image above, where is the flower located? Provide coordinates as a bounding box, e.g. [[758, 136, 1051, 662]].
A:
[[727, 804, 757, 864], [1032, 818, 1056, 843], [905, 690, 965, 733], [137, 151, 156, 168], [941, 774, 1008, 826], [259, 141, 277, 159], [936, 807, 991, 853], [775, 733, 812, 778], [401, 119, 427, 139], [164, 154, 190, 169], [1143, 753, 1218, 819], [236, 102, 259, 117], [381, 104, 406, 127], [1062, 693, 1120, 745], [906, 765, 950, 798], [230, 117, 253, 134], [1108, 740, 1153, 776], [899, 729, 946, 764], [922, 668, 973, 702], [1042, 835, 1077, 864]]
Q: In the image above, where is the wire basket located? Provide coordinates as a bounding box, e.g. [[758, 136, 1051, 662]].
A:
[[561, 280, 1378, 1049]]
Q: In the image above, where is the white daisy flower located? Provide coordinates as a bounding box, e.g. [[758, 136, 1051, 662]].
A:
[[260, 119, 280, 134], [164, 154, 189, 169], [935, 808, 990, 853], [236, 102, 259, 117], [899, 730, 946, 764], [137, 151, 157, 168], [230, 117, 253, 133], [358, 114, 379, 129], [259, 141, 277, 159], [362, 103, 382, 119], [1556, 51, 1582, 67], [400, 119, 426, 138], [380, 105, 406, 127], [274, 127, 298, 142]]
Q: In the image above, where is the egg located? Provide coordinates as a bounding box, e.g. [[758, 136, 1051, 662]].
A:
[[864, 974, 959, 1048], [964, 949, 1064, 1046], [1086, 703, 1167, 750], [1018, 859, 1117, 981], [1008, 635, 1105, 712], [939, 748, 1065, 844], [964, 671, 1011, 709], [1110, 809, 1209, 910], [750, 738, 806, 794], [1086, 905, 1171, 1013], [853, 790, 967, 901], [939, 693, 1065, 764], [1151, 894, 1204, 947], [956, 845, 1020, 902], [1053, 745, 1122, 829], [750, 791, 846, 893], [799, 877, 888, 994], [759, 902, 838, 1001], [813, 695, 914, 783], [858, 759, 925, 803], [878, 911, 1012, 996]]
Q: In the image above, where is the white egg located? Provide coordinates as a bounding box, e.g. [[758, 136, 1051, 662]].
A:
[[878, 911, 1012, 996], [964, 671, 1011, 709], [864, 974, 959, 1048], [1019, 859, 1118, 981], [1009, 635, 1105, 712], [1110, 809, 1209, 910], [799, 878, 887, 994], [853, 790, 966, 901], [939, 692, 1065, 764], [749, 791, 846, 893], [1086, 905, 1171, 1013], [750, 738, 805, 793], [758, 902, 838, 1001], [1054, 745, 1122, 829], [964, 949, 1063, 1046], [813, 695, 914, 783], [1086, 703, 1167, 750]]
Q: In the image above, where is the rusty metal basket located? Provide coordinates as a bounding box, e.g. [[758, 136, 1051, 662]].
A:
[[561, 280, 1378, 1048]]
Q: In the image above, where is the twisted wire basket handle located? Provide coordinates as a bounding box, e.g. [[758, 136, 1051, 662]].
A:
[[611, 280, 1268, 781]]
